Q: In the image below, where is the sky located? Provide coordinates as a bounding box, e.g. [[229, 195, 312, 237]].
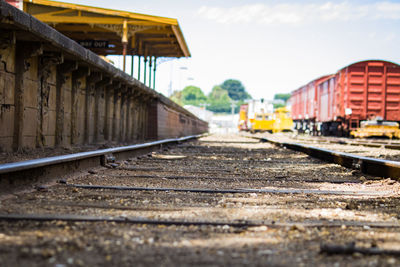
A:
[[65, 0, 400, 101]]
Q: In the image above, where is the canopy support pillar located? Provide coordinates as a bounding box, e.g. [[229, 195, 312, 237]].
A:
[[148, 56, 152, 88], [143, 56, 148, 86], [122, 20, 128, 72], [153, 57, 157, 90], [138, 56, 141, 81]]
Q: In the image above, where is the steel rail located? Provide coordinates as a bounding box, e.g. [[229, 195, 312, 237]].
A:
[[106, 173, 360, 183], [0, 135, 201, 174], [69, 184, 389, 196], [320, 243, 400, 256], [133, 158, 323, 164], [0, 135, 203, 194], [292, 136, 400, 150], [245, 135, 400, 179], [0, 214, 399, 228]]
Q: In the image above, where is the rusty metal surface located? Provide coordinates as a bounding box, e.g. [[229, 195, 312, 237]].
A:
[[69, 183, 390, 196], [0, 135, 202, 174], [0, 135, 203, 195], [0, 213, 399, 228]]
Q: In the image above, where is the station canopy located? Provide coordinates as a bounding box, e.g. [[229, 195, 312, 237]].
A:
[[22, 0, 190, 58]]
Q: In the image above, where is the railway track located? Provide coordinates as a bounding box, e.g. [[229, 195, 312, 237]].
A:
[[0, 135, 201, 195], [292, 135, 400, 150], [1, 134, 400, 266], [252, 133, 400, 163], [246, 134, 400, 179]]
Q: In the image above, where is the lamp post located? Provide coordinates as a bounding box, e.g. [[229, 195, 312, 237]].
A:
[[230, 100, 238, 131], [152, 57, 176, 95], [179, 66, 188, 91]]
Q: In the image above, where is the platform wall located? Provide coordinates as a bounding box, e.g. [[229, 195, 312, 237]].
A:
[[147, 101, 208, 140]]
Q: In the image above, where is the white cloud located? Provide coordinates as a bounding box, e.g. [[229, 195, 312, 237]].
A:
[[197, 1, 400, 25], [384, 32, 396, 42], [374, 2, 400, 19]]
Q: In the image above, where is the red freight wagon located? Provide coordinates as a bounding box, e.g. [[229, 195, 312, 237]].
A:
[[292, 60, 400, 136], [290, 88, 302, 121], [316, 75, 337, 135], [306, 76, 331, 119], [323, 60, 400, 135], [336, 60, 400, 126], [290, 75, 331, 133], [317, 75, 336, 122]]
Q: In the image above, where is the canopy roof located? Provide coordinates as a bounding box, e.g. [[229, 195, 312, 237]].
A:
[[22, 0, 190, 57]]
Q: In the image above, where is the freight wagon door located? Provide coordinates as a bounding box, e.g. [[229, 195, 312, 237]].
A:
[[385, 66, 400, 121], [319, 82, 329, 121], [347, 65, 366, 120], [365, 64, 386, 119]]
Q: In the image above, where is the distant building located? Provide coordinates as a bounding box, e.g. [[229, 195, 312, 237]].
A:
[[272, 99, 285, 105], [209, 114, 239, 134], [183, 105, 213, 122]]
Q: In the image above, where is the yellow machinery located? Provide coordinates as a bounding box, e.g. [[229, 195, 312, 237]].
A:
[[350, 120, 400, 139], [241, 105, 293, 133], [272, 107, 294, 133], [249, 113, 275, 133]]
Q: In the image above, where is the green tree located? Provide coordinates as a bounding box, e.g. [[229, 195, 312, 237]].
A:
[[273, 93, 291, 109], [170, 90, 183, 105], [220, 79, 251, 101], [274, 93, 291, 103], [180, 85, 207, 106], [207, 86, 232, 113]]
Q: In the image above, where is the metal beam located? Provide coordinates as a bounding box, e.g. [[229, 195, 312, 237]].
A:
[[25, 0, 179, 25], [32, 16, 168, 26]]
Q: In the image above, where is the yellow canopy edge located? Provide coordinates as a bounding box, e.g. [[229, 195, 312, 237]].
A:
[[23, 0, 191, 57]]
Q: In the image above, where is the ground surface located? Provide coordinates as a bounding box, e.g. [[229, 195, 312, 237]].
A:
[[0, 134, 400, 266]]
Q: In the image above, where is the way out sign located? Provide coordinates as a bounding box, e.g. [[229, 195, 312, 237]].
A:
[[78, 40, 109, 49]]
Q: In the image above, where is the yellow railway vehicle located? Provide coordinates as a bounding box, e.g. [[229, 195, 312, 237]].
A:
[[272, 107, 294, 133], [249, 113, 275, 133], [350, 120, 400, 139], [239, 102, 294, 133]]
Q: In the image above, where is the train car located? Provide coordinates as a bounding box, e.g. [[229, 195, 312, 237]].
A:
[[291, 60, 400, 136], [290, 75, 332, 134], [322, 60, 400, 136], [336, 60, 400, 132], [316, 75, 337, 135]]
